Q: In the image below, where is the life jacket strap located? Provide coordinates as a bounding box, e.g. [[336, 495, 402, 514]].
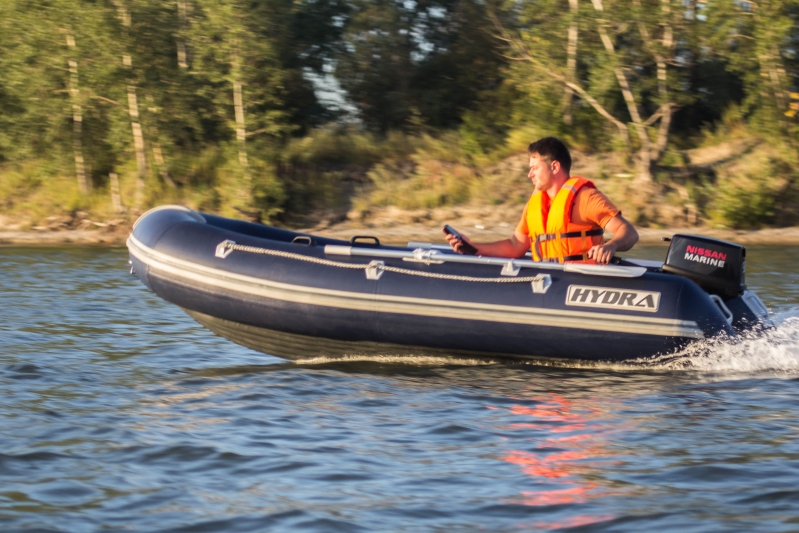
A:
[[537, 254, 589, 263], [534, 228, 604, 243]]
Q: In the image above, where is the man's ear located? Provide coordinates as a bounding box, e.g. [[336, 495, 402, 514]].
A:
[[550, 159, 561, 174]]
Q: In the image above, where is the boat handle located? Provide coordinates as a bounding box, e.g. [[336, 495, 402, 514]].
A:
[[291, 235, 315, 246], [709, 294, 734, 326], [350, 235, 381, 246]]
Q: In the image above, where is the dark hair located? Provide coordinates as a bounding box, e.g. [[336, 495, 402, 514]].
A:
[[527, 137, 571, 173]]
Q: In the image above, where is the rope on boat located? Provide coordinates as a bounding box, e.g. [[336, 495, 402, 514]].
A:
[[218, 242, 546, 283]]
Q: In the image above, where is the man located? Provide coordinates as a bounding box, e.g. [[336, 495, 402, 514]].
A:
[[444, 137, 638, 264]]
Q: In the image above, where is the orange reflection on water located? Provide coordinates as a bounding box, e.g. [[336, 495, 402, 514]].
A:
[[504, 449, 592, 479], [494, 392, 620, 515], [520, 484, 598, 505], [530, 513, 615, 530]]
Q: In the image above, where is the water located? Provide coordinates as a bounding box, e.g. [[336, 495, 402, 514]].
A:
[[2, 245, 799, 532]]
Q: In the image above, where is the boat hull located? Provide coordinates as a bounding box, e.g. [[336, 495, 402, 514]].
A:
[[127, 206, 752, 362]]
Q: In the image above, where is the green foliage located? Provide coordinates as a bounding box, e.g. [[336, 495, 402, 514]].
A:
[[334, 0, 507, 133], [707, 148, 799, 229], [0, 0, 798, 229], [710, 173, 784, 229]]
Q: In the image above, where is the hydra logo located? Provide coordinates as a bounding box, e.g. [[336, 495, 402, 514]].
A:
[[566, 285, 661, 313]]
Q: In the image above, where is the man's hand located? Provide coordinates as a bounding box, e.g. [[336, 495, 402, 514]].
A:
[[442, 228, 529, 258], [587, 242, 618, 264], [588, 214, 638, 264], [443, 229, 478, 255]]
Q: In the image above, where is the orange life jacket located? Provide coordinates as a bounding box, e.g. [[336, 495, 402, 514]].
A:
[[526, 177, 604, 263]]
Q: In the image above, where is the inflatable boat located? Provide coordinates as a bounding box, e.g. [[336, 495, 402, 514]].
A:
[[127, 205, 772, 362]]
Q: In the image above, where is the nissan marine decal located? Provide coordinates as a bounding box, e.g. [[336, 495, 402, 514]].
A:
[[683, 244, 726, 268], [566, 285, 661, 312]]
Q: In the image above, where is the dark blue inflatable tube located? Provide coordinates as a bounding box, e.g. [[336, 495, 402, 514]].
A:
[[127, 206, 770, 362]]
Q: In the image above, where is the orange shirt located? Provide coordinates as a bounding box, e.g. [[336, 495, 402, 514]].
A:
[[515, 187, 620, 237]]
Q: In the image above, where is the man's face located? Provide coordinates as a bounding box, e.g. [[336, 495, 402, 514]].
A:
[[528, 154, 556, 192]]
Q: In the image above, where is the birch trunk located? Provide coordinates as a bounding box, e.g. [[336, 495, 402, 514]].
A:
[[114, 2, 147, 209], [591, 0, 652, 182], [177, 0, 188, 69], [230, 42, 249, 173], [761, 52, 787, 111], [109, 172, 124, 213], [561, 0, 579, 125], [146, 98, 177, 189], [635, 0, 674, 162], [150, 142, 176, 189], [125, 58, 147, 209], [66, 35, 89, 194]]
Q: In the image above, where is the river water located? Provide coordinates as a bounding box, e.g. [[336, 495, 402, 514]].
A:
[[2, 244, 799, 532]]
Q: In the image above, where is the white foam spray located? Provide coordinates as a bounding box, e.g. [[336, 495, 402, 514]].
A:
[[628, 307, 799, 374]]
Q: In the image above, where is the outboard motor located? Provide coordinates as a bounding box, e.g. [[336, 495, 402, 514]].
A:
[[662, 234, 745, 299], [662, 234, 771, 332]]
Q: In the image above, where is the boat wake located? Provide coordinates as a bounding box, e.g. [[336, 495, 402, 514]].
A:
[[631, 307, 799, 373]]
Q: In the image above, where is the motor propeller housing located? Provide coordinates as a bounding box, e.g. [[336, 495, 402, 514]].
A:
[[662, 234, 746, 299]]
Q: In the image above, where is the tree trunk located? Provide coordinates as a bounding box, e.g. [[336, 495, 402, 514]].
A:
[[115, 2, 147, 209], [150, 142, 176, 189], [230, 41, 249, 172], [639, 0, 674, 163], [761, 52, 787, 111], [562, 0, 579, 125], [591, 0, 651, 181], [125, 64, 147, 209], [177, 0, 188, 69], [233, 81, 248, 169], [66, 35, 89, 194], [109, 172, 124, 213], [146, 97, 177, 189]]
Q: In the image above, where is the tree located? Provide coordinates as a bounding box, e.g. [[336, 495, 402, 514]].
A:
[[0, 0, 122, 193], [704, 0, 799, 135], [494, 0, 700, 181], [335, 0, 507, 133]]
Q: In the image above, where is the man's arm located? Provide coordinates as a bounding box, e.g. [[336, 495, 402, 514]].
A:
[[444, 229, 530, 259], [587, 214, 639, 263]]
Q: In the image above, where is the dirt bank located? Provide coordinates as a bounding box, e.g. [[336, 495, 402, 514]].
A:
[[310, 222, 799, 247], [4, 216, 799, 247], [0, 225, 130, 246]]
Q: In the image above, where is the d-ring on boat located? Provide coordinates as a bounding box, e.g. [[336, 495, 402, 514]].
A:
[[127, 205, 772, 362]]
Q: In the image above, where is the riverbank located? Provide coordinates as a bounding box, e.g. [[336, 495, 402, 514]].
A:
[[4, 137, 798, 248], [4, 216, 799, 247]]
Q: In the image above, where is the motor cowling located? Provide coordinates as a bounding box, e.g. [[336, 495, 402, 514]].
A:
[[662, 234, 746, 299]]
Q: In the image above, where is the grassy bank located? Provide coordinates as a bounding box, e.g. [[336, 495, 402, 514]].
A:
[[2, 122, 799, 234]]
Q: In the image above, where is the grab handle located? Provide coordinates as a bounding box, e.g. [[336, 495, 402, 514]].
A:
[[709, 294, 734, 326], [350, 235, 381, 246], [291, 235, 315, 246]]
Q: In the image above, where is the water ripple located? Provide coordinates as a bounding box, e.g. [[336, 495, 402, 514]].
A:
[[2, 245, 799, 531]]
